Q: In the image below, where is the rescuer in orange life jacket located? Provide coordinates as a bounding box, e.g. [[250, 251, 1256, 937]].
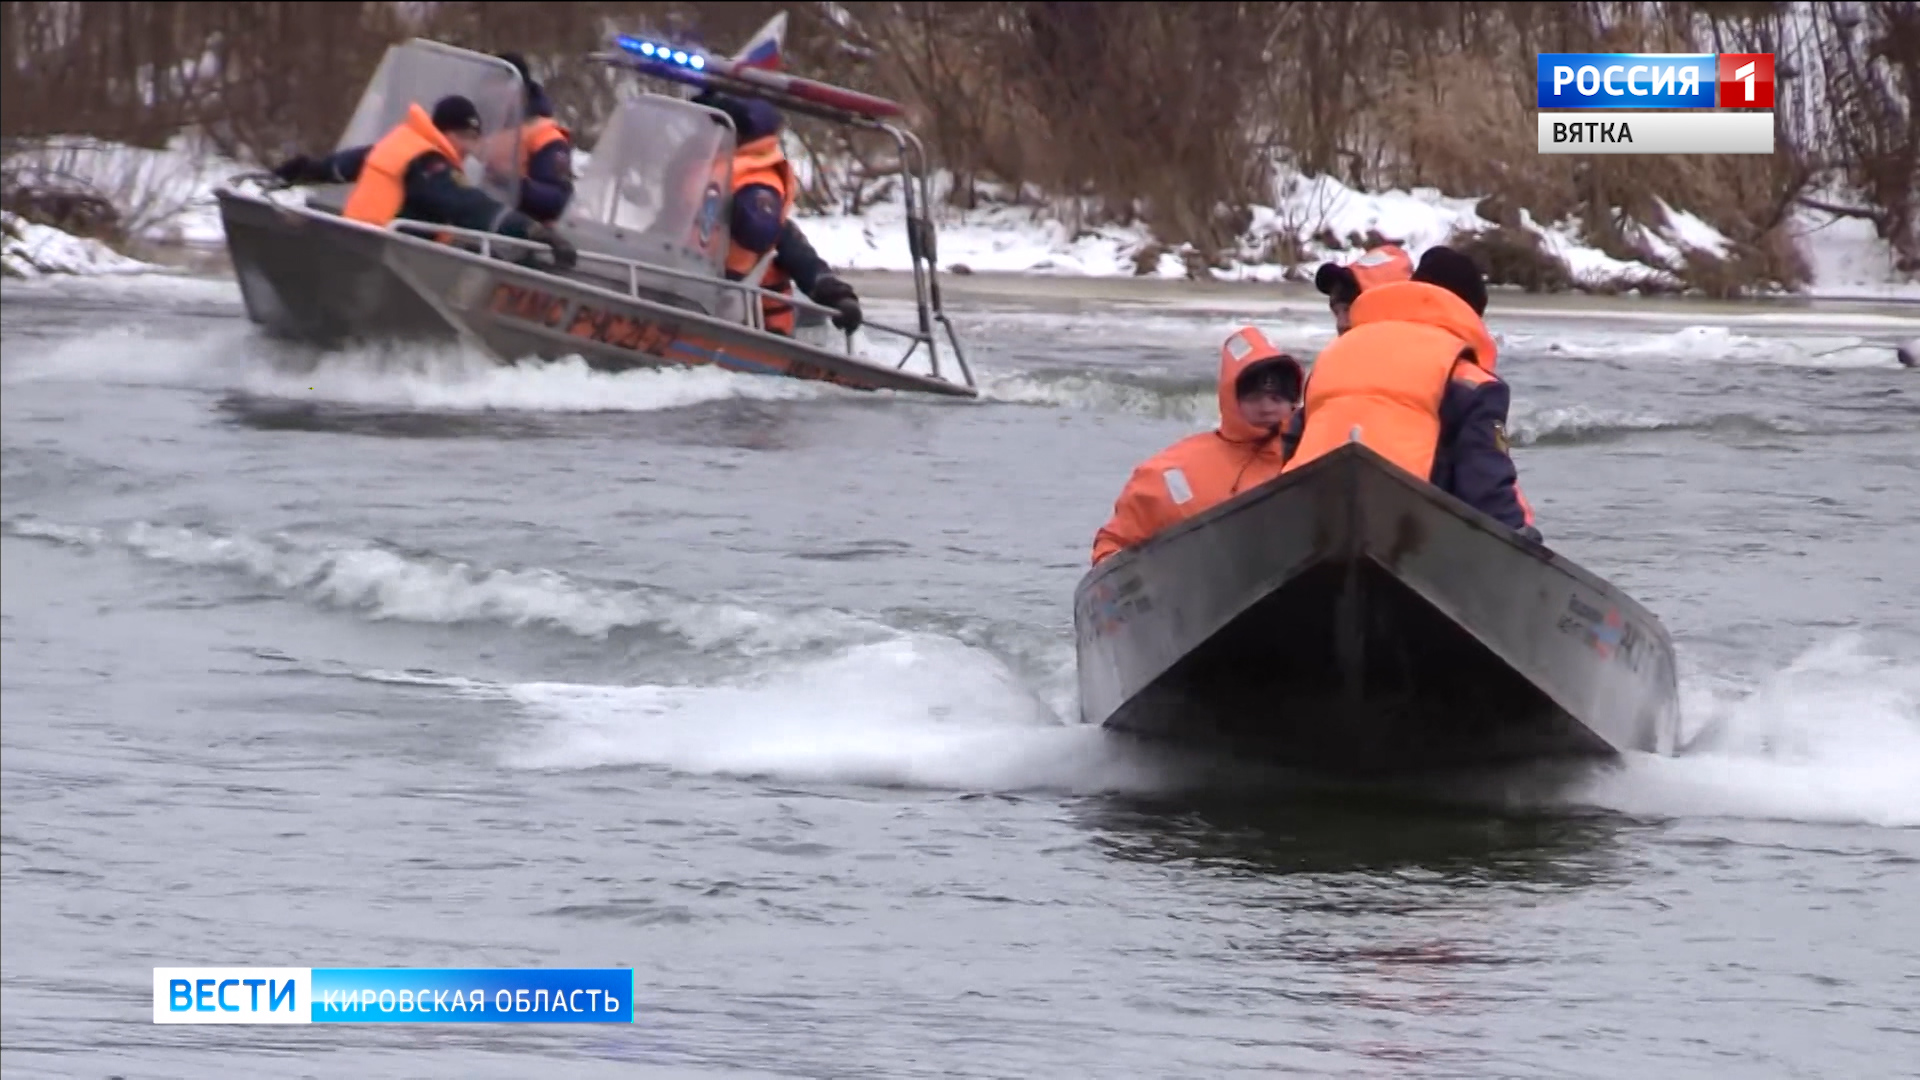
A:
[[489, 52, 575, 225], [1091, 327, 1305, 565], [1315, 244, 1414, 334], [1285, 245, 1544, 544], [691, 90, 863, 337], [269, 95, 576, 270]]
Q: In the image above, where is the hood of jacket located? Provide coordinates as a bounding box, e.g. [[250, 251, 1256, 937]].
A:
[[1216, 326, 1304, 443], [1347, 280, 1500, 373]]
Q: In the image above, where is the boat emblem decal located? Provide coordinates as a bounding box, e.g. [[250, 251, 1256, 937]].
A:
[[1083, 575, 1152, 637], [1556, 593, 1646, 672]]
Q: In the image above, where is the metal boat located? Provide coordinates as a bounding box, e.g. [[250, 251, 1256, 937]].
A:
[[215, 36, 977, 398], [1073, 442, 1682, 775]]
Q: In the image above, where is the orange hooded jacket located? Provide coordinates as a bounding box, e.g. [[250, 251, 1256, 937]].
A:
[[1091, 328, 1302, 565]]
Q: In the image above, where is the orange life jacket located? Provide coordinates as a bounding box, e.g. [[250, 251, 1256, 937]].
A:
[[341, 104, 465, 228], [1285, 281, 1499, 481], [723, 135, 799, 334], [514, 116, 564, 169], [514, 117, 571, 225], [519, 116, 570, 174], [472, 117, 571, 223], [479, 118, 570, 180]]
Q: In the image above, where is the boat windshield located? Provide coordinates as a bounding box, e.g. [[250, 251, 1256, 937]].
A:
[[334, 39, 527, 212], [565, 95, 734, 274]]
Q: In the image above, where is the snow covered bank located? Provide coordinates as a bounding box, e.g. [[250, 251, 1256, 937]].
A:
[[4, 133, 1913, 301], [1, 134, 273, 279], [2, 134, 235, 247], [791, 164, 1920, 301]]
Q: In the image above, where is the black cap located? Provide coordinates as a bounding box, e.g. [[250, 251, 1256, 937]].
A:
[[1411, 246, 1489, 316], [1315, 262, 1361, 305], [431, 95, 483, 135]]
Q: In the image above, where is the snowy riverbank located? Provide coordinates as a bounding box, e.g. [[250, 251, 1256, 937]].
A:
[[3, 133, 1915, 302]]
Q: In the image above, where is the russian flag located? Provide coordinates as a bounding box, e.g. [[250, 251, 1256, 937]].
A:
[[732, 13, 786, 70]]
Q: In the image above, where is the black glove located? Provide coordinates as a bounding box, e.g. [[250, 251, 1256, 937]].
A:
[[1518, 524, 1544, 545], [272, 155, 322, 184], [526, 222, 577, 270], [810, 274, 862, 332]]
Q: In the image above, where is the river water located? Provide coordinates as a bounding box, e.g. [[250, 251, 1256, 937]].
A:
[[3, 271, 1917, 1079]]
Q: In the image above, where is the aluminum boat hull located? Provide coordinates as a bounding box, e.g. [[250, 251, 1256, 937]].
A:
[[218, 190, 976, 398], [1073, 442, 1681, 775]]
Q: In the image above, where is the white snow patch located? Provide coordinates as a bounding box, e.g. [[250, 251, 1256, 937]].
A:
[[1789, 194, 1920, 301], [1657, 198, 1733, 259], [2, 210, 159, 278], [792, 164, 1752, 295]]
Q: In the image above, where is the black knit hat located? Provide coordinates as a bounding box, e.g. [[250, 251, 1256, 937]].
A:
[[1235, 357, 1303, 401], [1410, 246, 1489, 315], [431, 95, 483, 135]]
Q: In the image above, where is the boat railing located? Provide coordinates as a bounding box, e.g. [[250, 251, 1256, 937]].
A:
[[382, 217, 973, 390]]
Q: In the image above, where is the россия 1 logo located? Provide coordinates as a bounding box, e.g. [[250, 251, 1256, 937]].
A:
[[1715, 52, 1775, 108], [1534, 51, 1776, 155]]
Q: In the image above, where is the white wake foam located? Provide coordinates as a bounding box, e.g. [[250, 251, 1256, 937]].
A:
[[0, 323, 837, 414], [1520, 635, 1920, 829], [0, 321, 254, 388], [494, 634, 1200, 795], [1503, 403, 1808, 446], [1506, 404, 1678, 445], [235, 349, 832, 413], [5, 518, 885, 655], [1537, 324, 1911, 369], [978, 369, 1217, 424], [487, 628, 1920, 826]]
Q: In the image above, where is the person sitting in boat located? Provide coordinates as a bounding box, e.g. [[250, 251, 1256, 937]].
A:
[[1091, 327, 1304, 565], [691, 90, 863, 337], [269, 94, 576, 270], [1284, 246, 1542, 543], [1315, 244, 1414, 335], [487, 52, 575, 226]]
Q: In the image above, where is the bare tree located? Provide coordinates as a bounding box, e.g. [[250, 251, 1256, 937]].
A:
[[2, 0, 1910, 285]]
